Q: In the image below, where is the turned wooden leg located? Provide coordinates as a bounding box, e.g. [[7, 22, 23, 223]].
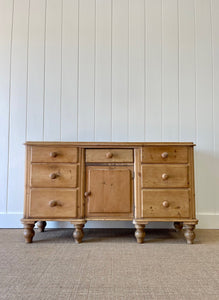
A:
[[23, 224, 35, 243], [134, 224, 146, 244], [183, 224, 196, 244], [73, 224, 85, 244], [174, 222, 183, 232], [37, 221, 47, 232]]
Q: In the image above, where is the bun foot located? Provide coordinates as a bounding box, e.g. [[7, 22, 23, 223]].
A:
[[23, 223, 35, 243], [37, 221, 47, 232], [134, 224, 145, 244], [174, 222, 183, 232], [183, 224, 196, 244], [73, 224, 85, 244]]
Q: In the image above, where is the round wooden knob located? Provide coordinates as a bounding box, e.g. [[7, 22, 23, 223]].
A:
[[106, 152, 113, 158], [49, 200, 58, 207], [162, 173, 168, 180], [162, 201, 169, 208], [50, 173, 57, 179], [84, 191, 91, 197], [50, 151, 58, 158], [161, 152, 168, 159]]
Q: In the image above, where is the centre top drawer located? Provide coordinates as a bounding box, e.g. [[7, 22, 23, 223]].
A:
[[86, 149, 133, 163], [31, 147, 78, 163]]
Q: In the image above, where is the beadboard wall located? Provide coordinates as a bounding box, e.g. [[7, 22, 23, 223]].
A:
[[0, 0, 218, 229]]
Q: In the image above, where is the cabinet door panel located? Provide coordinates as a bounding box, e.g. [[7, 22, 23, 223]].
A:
[[86, 167, 133, 216]]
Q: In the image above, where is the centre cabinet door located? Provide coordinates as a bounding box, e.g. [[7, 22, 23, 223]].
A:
[[85, 166, 133, 217]]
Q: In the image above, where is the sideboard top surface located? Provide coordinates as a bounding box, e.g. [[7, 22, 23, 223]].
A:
[[25, 141, 195, 147]]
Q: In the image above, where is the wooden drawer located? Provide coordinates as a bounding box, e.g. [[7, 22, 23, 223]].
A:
[[141, 146, 188, 163], [142, 189, 190, 218], [141, 164, 189, 188], [31, 147, 78, 163], [31, 164, 78, 188], [29, 189, 77, 218], [86, 149, 133, 163]]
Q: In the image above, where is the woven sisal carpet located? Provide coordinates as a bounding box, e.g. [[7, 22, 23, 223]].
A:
[[0, 228, 219, 300]]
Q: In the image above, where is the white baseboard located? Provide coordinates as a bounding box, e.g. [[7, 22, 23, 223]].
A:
[[0, 213, 218, 229]]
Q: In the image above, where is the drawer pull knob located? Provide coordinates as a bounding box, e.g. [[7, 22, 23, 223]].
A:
[[50, 152, 58, 158], [106, 152, 113, 158], [84, 191, 91, 197], [162, 173, 168, 180], [50, 173, 58, 179], [161, 152, 168, 159], [162, 201, 169, 208], [49, 200, 58, 207]]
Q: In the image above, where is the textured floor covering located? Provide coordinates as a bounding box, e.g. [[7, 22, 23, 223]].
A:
[[0, 228, 219, 300]]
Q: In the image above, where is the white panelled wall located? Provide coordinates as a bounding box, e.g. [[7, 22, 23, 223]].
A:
[[0, 0, 218, 229]]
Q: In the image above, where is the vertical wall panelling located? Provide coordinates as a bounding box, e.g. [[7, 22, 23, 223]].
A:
[[178, 0, 196, 142], [162, 0, 179, 141], [145, 0, 162, 141], [195, 0, 214, 213], [95, 0, 112, 141], [212, 0, 219, 214], [112, 0, 129, 141], [26, 0, 46, 141], [0, 0, 13, 212], [7, 0, 29, 212], [61, 0, 79, 141], [78, 0, 95, 141], [129, 0, 144, 141], [44, 0, 62, 141]]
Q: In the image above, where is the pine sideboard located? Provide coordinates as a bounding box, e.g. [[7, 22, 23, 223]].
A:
[[21, 142, 198, 244]]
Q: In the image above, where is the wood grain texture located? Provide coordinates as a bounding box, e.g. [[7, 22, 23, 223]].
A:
[[31, 164, 78, 188], [31, 146, 78, 163], [141, 164, 189, 188], [86, 166, 133, 217], [86, 149, 133, 163], [29, 188, 77, 218], [141, 189, 190, 218], [141, 146, 188, 163]]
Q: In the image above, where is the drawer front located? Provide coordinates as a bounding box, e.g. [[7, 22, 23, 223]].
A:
[[141, 164, 189, 188], [29, 189, 77, 218], [142, 189, 190, 218], [86, 149, 133, 163], [31, 147, 78, 163], [31, 164, 78, 188], [141, 146, 188, 163]]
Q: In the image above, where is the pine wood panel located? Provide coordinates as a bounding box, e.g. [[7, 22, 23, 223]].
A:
[[86, 166, 133, 216], [141, 146, 188, 163], [29, 188, 77, 218], [31, 146, 78, 163], [141, 189, 190, 218], [31, 164, 78, 188], [86, 149, 133, 163], [141, 164, 189, 188]]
